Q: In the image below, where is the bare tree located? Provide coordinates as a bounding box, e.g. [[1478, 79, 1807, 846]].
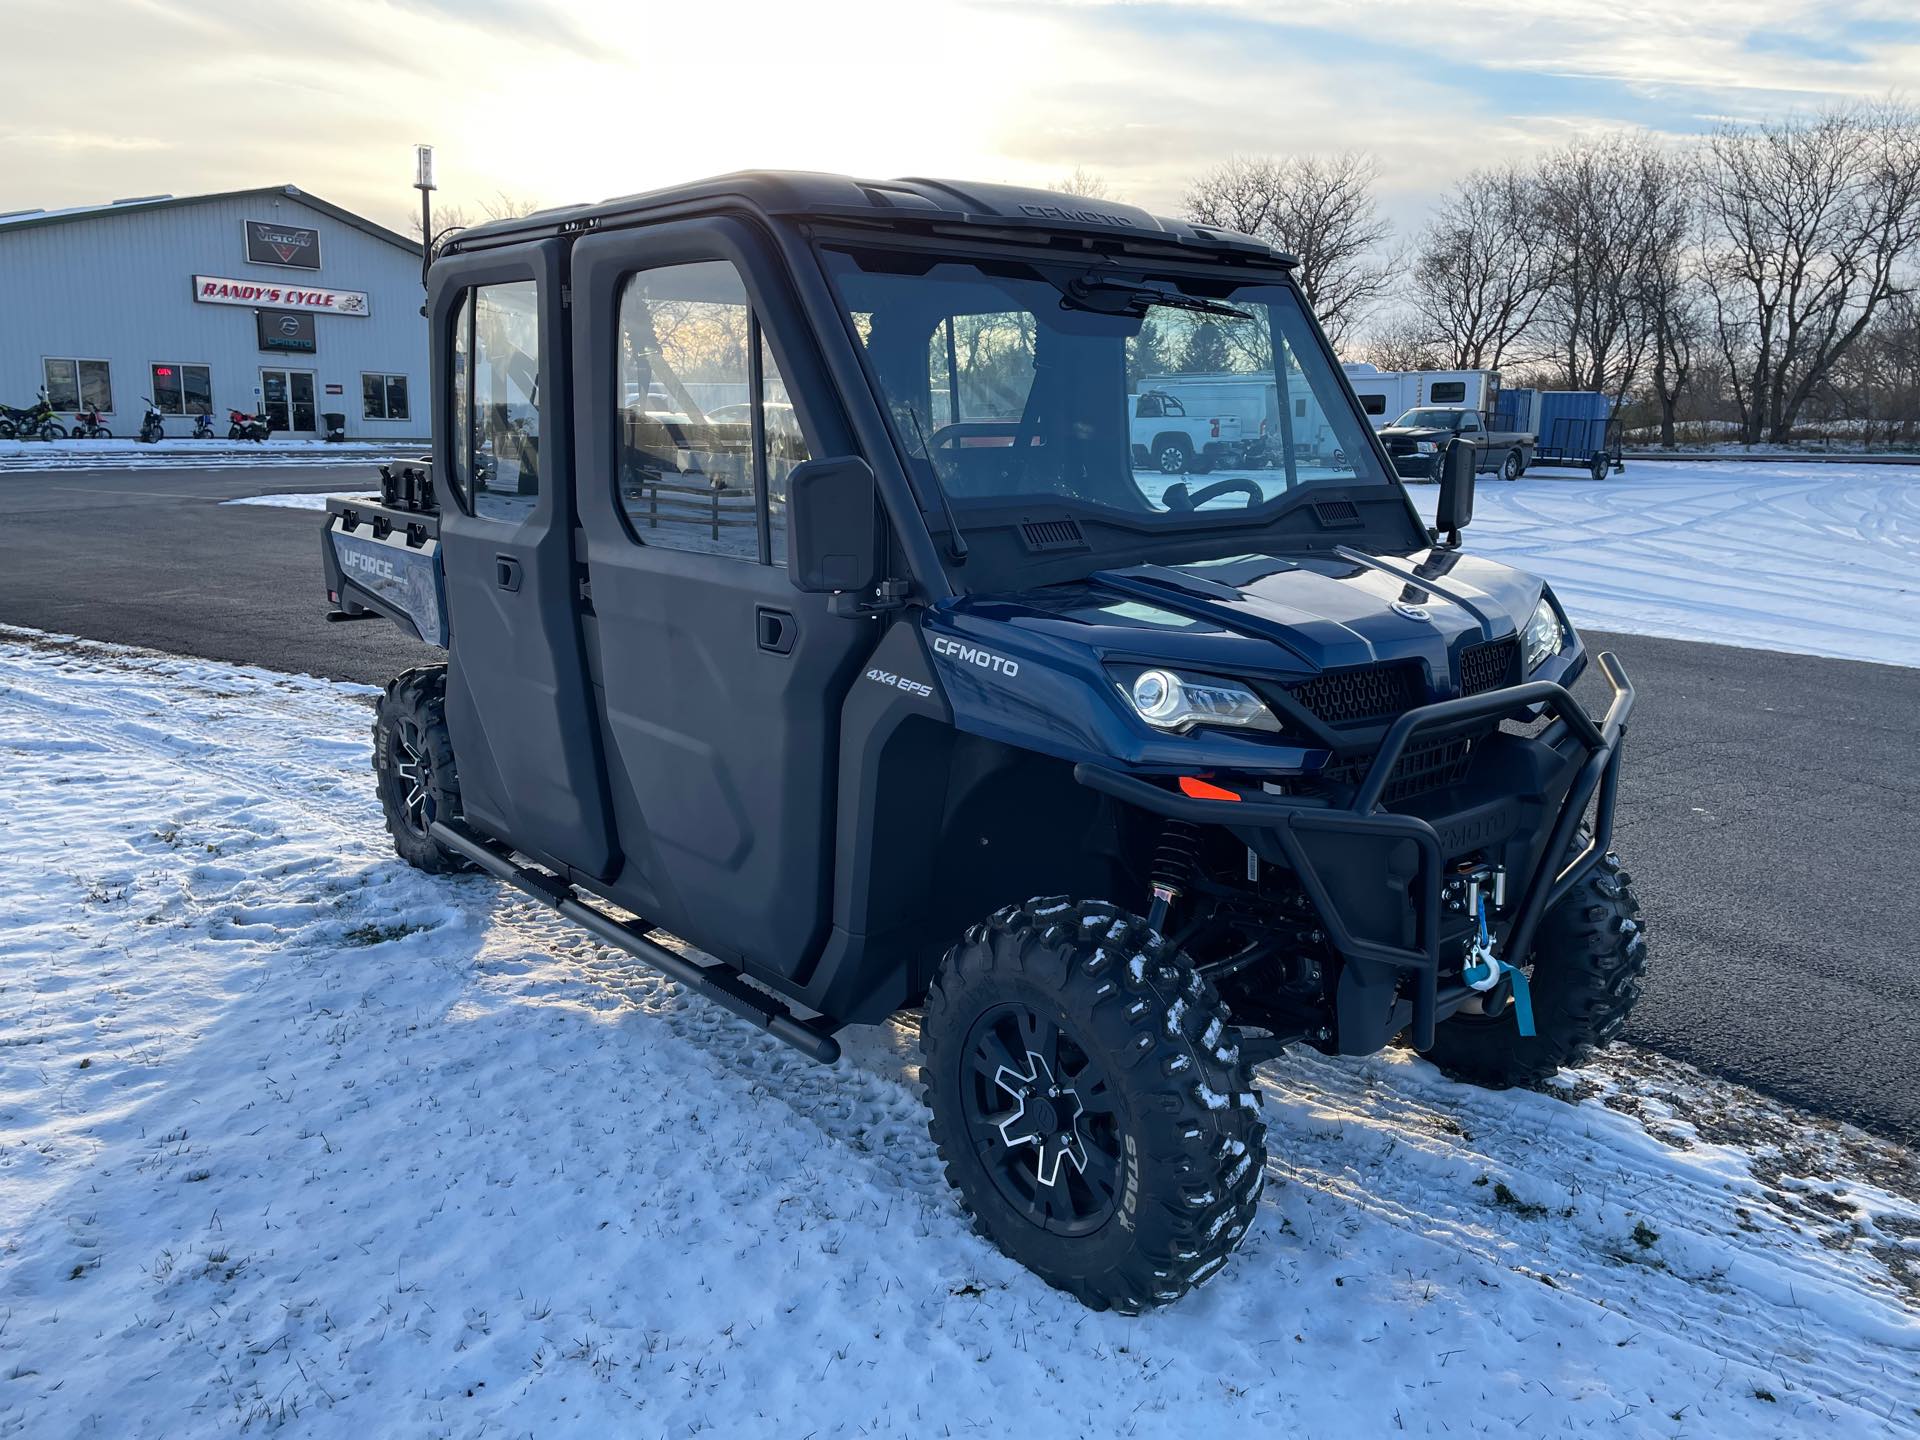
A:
[[1184, 153, 1393, 346], [1700, 104, 1920, 443], [1639, 153, 1705, 448], [1530, 135, 1677, 400], [1406, 164, 1554, 372], [411, 191, 544, 260], [1356, 312, 1444, 372], [1051, 167, 1118, 202]]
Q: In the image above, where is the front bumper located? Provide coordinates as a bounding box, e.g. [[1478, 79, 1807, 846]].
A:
[[1075, 653, 1635, 1053], [1388, 449, 1442, 480]]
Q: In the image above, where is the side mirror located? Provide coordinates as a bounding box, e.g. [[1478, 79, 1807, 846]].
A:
[[788, 455, 881, 595], [1436, 439, 1475, 543]]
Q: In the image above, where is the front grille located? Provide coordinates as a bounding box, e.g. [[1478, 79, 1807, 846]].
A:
[[1283, 662, 1422, 726], [1323, 732, 1478, 806], [1459, 637, 1518, 695]]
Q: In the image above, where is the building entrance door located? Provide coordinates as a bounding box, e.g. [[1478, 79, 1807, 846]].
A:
[[261, 369, 317, 433]]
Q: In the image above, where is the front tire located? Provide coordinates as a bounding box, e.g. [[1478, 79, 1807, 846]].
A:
[[1425, 850, 1647, 1088], [1153, 437, 1193, 475], [372, 666, 475, 874], [922, 898, 1265, 1313]]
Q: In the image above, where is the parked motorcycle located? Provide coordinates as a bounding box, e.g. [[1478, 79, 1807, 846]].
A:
[[0, 390, 67, 441], [192, 411, 216, 440], [72, 407, 112, 439], [138, 398, 166, 444], [227, 409, 269, 442]]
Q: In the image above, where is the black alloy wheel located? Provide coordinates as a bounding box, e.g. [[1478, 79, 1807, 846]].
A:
[[960, 1001, 1121, 1236]]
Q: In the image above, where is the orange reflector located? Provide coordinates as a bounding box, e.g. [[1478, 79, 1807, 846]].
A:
[[1178, 776, 1240, 802]]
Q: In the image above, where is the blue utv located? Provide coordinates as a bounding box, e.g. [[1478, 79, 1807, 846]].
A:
[[321, 172, 1647, 1312]]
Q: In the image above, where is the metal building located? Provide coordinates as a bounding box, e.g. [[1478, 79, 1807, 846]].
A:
[[0, 184, 427, 440]]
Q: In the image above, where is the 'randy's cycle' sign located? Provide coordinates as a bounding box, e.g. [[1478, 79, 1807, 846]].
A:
[[193, 275, 369, 315]]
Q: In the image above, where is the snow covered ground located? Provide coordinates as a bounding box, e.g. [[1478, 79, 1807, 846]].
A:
[[0, 438, 421, 473], [234, 458, 1920, 667], [1, 626, 1915, 1438], [1463, 461, 1920, 667]]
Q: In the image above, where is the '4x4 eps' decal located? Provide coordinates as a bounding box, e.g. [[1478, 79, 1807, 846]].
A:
[[865, 668, 932, 698]]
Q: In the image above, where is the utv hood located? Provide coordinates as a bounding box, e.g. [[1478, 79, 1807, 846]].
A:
[[976, 548, 1541, 674]]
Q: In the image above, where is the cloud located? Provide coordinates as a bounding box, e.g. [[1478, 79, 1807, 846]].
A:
[[0, 0, 1908, 232]]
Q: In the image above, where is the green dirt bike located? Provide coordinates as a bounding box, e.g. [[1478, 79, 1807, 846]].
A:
[[0, 390, 66, 441]]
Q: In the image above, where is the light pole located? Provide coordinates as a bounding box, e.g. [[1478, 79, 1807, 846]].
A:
[[414, 144, 436, 293]]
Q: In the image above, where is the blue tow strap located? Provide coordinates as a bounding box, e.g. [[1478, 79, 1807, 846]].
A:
[[1462, 896, 1535, 1037]]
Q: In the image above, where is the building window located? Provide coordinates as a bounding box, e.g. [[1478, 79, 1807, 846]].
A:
[[152, 363, 212, 416], [44, 358, 114, 414], [1429, 381, 1467, 404], [362, 373, 411, 421]]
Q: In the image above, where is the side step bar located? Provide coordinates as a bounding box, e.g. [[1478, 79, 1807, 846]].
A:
[[429, 820, 842, 1064]]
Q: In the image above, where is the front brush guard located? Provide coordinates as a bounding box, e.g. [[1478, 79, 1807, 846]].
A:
[[1075, 652, 1635, 1052]]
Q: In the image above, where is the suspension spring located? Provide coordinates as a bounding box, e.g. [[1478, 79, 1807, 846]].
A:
[[1147, 819, 1202, 932]]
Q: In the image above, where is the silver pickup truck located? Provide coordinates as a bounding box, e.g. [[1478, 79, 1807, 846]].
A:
[[1377, 406, 1535, 482]]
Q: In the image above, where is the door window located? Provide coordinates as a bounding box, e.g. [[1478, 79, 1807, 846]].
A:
[[615, 260, 810, 562], [451, 281, 542, 524]]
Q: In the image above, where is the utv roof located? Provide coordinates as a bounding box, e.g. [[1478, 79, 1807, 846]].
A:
[[445, 170, 1293, 267]]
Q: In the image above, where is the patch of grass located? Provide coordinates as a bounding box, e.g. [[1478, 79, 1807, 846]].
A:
[[1632, 1219, 1660, 1249], [343, 920, 427, 947], [1753, 1389, 1777, 1403], [1492, 1183, 1548, 1219]]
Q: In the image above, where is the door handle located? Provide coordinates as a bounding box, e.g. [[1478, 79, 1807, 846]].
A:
[[495, 555, 522, 592], [756, 606, 796, 655]]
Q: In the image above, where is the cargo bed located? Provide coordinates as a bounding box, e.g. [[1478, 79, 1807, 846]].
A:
[[320, 464, 447, 647]]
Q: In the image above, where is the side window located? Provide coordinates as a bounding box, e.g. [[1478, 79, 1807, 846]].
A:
[[1135, 393, 1163, 419], [451, 280, 541, 525], [1460, 413, 1481, 433], [1359, 393, 1386, 416], [1430, 381, 1467, 404], [616, 260, 810, 563]]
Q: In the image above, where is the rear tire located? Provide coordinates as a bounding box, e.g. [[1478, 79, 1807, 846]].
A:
[[1424, 849, 1646, 1088], [922, 898, 1265, 1313], [372, 666, 475, 874], [1501, 448, 1524, 481]]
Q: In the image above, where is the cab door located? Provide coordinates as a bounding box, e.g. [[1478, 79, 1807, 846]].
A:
[[432, 243, 616, 879], [569, 218, 876, 981]]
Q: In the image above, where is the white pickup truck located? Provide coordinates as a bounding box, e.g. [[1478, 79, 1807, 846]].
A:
[[1129, 390, 1252, 474]]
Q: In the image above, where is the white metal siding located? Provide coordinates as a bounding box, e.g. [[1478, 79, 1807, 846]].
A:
[[0, 190, 427, 438]]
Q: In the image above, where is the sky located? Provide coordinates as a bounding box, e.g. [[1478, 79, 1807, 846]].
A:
[[2, 0, 1915, 238]]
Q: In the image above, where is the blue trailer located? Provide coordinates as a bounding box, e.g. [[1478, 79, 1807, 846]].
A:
[[1510, 390, 1621, 480]]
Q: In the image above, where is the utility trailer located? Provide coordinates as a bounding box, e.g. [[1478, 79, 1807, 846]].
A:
[[1495, 389, 1623, 481]]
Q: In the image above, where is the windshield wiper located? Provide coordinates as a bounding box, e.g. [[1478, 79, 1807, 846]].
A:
[[1061, 274, 1252, 321]]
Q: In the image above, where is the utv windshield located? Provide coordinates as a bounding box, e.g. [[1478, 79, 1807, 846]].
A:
[[819, 245, 1393, 533]]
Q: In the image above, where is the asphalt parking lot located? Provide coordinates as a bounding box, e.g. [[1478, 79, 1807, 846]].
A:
[[2, 462, 1916, 1140]]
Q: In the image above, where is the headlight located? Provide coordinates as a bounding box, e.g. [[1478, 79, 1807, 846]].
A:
[[1414, 440, 1438, 454], [1118, 668, 1281, 734], [1522, 597, 1565, 671]]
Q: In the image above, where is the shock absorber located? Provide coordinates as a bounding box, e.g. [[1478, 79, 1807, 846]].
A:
[[1147, 818, 1201, 932]]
